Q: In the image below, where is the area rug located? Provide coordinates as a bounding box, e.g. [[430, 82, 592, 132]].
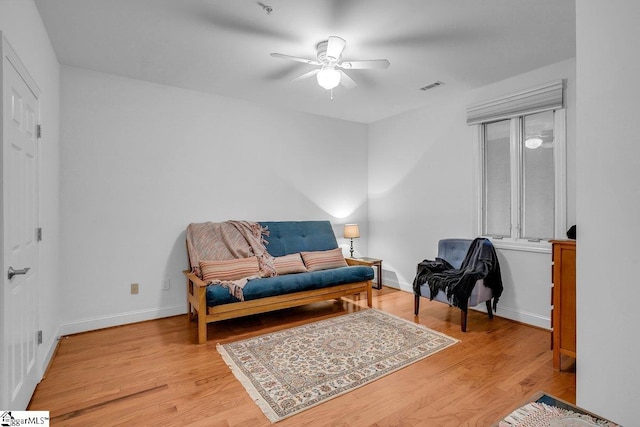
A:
[[498, 402, 620, 427], [217, 309, 458, 423]]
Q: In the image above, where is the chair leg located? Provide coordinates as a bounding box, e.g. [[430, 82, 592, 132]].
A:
[[414, 294, 420, 316], [486, 300, 494, 319], [460, 308, 468, 332]]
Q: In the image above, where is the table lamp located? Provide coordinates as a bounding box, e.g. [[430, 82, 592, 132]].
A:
[[343, 224, 360, 258]]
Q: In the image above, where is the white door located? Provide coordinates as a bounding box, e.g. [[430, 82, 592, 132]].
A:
[[1, 35, 41, 410]]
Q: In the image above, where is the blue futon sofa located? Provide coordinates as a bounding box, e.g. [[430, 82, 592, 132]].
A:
[[184, 221, 374, 344]]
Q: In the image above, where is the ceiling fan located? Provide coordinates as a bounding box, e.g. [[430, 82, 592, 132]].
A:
[[270, 36, 390, 92]]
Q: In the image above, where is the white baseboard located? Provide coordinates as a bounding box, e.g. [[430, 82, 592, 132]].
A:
[[383, 276, 407, 292], [480, 305, 550, 330], [387, 279, 551, 330], [60, 304, 187, 336], [52, 285, 550, 336], [40, 324, 63, 377]]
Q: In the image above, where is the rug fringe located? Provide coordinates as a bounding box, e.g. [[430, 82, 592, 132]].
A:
[[497, 402, 612, 427], [216, 343, 280, 423]]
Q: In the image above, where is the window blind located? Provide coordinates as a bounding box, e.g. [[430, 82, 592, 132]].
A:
[[466, 80, 564, 125]]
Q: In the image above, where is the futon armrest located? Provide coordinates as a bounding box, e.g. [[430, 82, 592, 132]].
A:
[[183, 270, 208, 288]]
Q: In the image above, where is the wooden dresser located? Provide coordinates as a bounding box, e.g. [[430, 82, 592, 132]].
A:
[[551, 240, 576, 370]]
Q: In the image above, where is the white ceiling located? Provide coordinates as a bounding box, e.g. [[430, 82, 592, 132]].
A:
[[35, 0, 576, 123]]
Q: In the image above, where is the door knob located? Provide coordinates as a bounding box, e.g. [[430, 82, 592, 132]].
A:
[[7, 266, 30, 280]]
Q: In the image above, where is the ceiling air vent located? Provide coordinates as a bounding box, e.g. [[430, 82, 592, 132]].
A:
[[420, 81, 444, 91]]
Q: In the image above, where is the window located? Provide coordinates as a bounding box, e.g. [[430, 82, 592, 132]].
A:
[[481, 110, 562, 242], [469, 80, 566, 245], [483, 119, 511, 238], [521, 111, 555, 240]]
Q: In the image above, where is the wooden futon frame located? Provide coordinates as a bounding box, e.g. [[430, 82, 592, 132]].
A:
[[184, 259, 372, 344]]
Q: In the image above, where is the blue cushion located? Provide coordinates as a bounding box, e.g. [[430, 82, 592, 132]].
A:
[[438, 238, 473, 269], [259, 221, 338, 257], [206, 266, 374, 307]]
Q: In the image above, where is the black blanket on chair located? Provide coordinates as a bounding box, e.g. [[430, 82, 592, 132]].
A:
[[412, 238, 503, 311]]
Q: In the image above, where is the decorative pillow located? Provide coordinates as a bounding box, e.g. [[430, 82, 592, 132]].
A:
[[273, 253, 307, 275], [200, 257, 260, 282], [301, 248, 348, 272]]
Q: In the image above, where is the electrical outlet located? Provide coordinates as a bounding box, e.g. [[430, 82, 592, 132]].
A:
[[131, 283, 139, 294]]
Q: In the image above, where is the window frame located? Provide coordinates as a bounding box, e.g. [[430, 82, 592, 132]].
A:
[[475, 108, 566, 252]]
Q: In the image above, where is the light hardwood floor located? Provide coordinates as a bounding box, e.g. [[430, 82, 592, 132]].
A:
[[28, 287, 575, 426]]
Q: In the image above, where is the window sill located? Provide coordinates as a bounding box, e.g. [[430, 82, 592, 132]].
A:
[[487, 238, 552, 254]]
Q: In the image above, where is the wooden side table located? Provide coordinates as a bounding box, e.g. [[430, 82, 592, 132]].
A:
[[347, 257, 383, 289]]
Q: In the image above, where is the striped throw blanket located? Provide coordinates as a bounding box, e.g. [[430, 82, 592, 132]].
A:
[[186, 220, 276, 300]]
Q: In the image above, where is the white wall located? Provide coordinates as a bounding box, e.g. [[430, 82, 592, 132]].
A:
[[0, 0, 61, 375], [368, 59, 576, 328], [576, 2, 640, 425], [368, 87, 475, 288], [59, 65, 369, 333]]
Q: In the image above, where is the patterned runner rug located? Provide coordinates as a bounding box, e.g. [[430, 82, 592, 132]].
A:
[[217, 309, 458, 423]]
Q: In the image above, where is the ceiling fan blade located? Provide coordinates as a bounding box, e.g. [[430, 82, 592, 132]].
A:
[[339, 70, 357, 88], [270, 53, 320, 66], [326, 36, 346, 61], [292, 69, 320, 82], [339, 59, 391, 70]]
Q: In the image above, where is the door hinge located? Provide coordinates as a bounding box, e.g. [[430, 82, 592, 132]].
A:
[[37, 227, 43, 242], [37, 330, 43, 345], [37, 124, 42, 139]]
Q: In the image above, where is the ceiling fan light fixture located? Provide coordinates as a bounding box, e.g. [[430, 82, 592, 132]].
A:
[[525, 136, 544, 149], [316, 67, 341, 90], [271, 36, 389, 93]]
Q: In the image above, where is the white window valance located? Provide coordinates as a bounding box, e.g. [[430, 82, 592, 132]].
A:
[[466, 80, 564, 125]]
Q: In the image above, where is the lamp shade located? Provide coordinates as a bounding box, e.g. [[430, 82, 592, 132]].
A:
[[344, 224, 360, 239], [316, 67, 341, 90]]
